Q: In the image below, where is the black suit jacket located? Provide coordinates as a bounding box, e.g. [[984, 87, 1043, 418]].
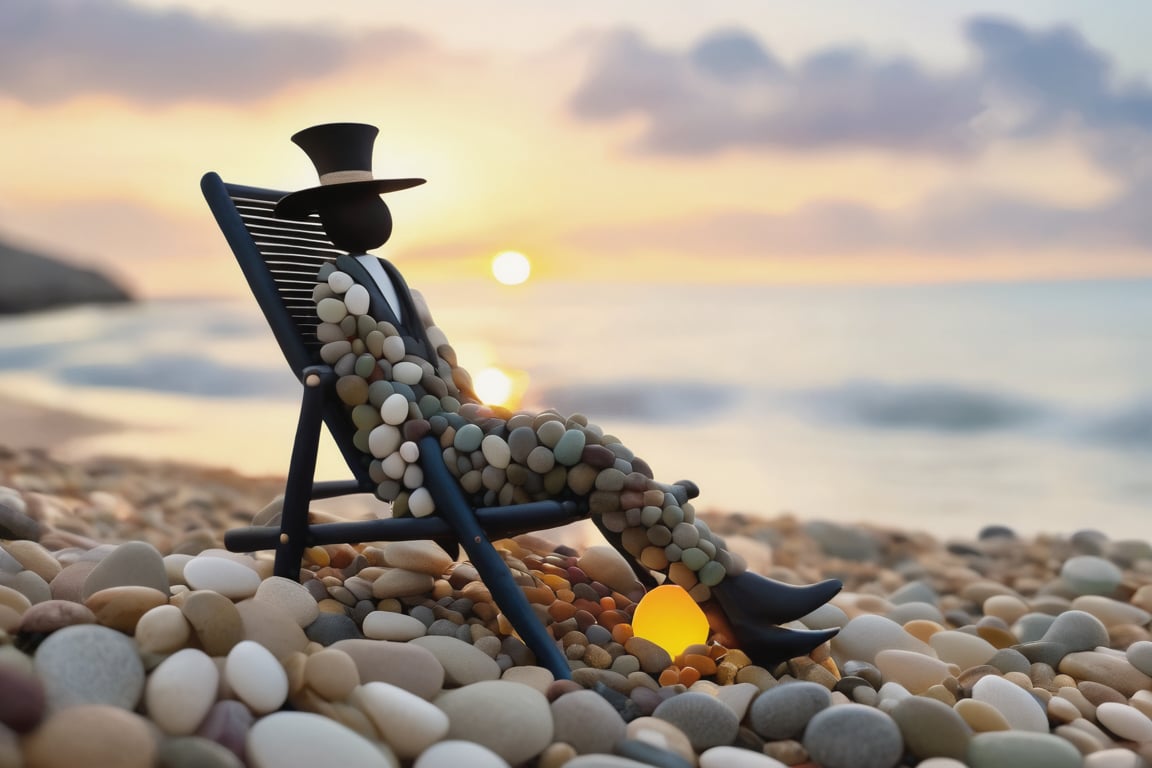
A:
[[335, 252, 440, 367]]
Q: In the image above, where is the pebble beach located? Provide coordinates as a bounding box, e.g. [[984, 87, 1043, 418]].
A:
[[3, 443, 1152, 768]]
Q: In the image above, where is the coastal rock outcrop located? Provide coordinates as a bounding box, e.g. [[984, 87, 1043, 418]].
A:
[[0, 237, 131, 314]]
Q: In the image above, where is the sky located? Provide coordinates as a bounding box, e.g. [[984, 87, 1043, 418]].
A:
[[4, 1, 1152, 297]]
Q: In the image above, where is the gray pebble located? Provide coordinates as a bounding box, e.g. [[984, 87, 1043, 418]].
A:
[[803, 703, 904, 768], [34, 624, 145, 711], [158, 736, 244, 768], [887, 580, 938, 605], [748, 681, 832, 740], [1040, 609, 1109, 652], [653, 692, 739, 751], [614, 739, 692, 768], [987, 648, 1032, 675], [304, 612, 363, 646]]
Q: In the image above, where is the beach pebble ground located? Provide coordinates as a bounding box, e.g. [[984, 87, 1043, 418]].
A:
[[3, 447, 1152, 767]]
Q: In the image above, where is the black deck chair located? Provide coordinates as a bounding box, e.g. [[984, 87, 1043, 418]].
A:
[[200, 172, 586, 679]]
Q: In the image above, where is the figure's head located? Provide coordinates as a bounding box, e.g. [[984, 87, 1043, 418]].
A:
[[274, 122, 424, 252], [316, 191, 393, 253]]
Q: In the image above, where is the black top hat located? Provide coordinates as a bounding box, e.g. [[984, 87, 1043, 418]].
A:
[[275, 123, 425, 219]]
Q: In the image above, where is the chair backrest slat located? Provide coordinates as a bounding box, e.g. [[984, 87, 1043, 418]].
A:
[[200, 171, 371, 484]]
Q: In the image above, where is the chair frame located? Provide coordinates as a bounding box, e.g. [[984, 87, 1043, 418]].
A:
[[200, 172, 584, 678]]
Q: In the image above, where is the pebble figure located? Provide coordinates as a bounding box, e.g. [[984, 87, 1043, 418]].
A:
[[275, 123, 842, 665]]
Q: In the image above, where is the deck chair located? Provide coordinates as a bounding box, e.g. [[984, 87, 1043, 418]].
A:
[[200, 172, 586, 679]]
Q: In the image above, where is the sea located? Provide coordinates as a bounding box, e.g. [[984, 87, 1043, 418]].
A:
[[1, 278, 1149, 542]]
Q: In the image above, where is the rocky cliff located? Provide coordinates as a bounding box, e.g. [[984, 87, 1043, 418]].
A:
[[0, 238, 132, 314]]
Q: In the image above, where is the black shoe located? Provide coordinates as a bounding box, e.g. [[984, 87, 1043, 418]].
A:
[[710, 570, 842, 666], [728, 623, 840, 666], [712, 570, 842, 626]]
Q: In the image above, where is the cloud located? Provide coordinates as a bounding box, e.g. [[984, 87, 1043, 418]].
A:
[[966, 17, 1152, 182], [570, 178, 1152, 256], [570, 18, 1152, 159], [565, 19, 1152, 258], [571, 28, 983, 155], [967, 17, 1152, 136], [0, 0, 423, 104]]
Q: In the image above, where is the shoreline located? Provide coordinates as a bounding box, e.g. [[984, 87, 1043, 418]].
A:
[[0, 393, 125, 452], [1, 386, 1147, 549]]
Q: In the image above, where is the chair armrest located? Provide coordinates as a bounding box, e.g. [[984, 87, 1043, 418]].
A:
[[311, 480, 376, 499]]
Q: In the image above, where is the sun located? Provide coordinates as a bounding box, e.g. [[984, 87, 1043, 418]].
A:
[[473, 367, 514, 407], [491, 251, 531, 286]]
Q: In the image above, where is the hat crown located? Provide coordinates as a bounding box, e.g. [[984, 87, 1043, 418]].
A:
[[291, 123, 380, 179]]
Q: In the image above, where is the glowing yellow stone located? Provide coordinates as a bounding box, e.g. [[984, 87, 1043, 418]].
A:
[[631, 584, 710, 657]]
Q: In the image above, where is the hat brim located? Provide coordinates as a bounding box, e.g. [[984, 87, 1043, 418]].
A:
[[275, 178, 426, 219]]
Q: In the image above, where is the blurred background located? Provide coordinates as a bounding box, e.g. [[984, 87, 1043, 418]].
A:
[[1, 1, 1150, 540]]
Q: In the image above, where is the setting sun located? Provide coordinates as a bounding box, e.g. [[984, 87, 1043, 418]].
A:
[[491, 251, 532, 286], [473, 367, 514, 407]]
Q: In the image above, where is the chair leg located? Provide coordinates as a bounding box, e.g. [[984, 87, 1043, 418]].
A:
[[274, 368, 329, 580], [418, 437, 572, 680]]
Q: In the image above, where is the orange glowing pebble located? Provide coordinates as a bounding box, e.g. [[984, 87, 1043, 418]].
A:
[[658, 667, 681, 687], [632, 584, 710, 658], [678, 666, 702, 687], [611, 623, 634, 645]]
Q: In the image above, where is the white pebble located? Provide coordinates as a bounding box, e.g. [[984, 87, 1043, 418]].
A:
[[415, 740, 510, 768], [929, 629, 997, 669], [344, 283, 370, 315], [134, 604, 191, 654], [409, 487, 435, 517], [316, 297, 348, 323], [382, 452, 407, 481], [1096, 702, 1152, 742], [392, 361, 423, 385], [327, 270, 354, 293], [382, 335, 407, 363], [971, 674, 1048, 732], [183, 556, 261, 599], [254, 576, 320, 628], [226, 640, 288, 715], [1073, 595, 1152, 628], [481, 435, 511, 469], [352, 681, 449, 759], [399, 441, 421, 463], [402, 464, 423, 490], [700, 746, 788, 768], [247, 712, 395, 768], [363, 611, 428, 641], [1084, 748, 1148, 768], [368, 424, 402, 459], [145, 648, 218, 735], [875, 649, 950, 694], [380, 393, 410, 426]]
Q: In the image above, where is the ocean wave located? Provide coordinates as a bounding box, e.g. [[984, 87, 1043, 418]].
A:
[[55, 354, 297, 399], [790, 379, 1152, 454], [791, 379, 1050, 432], [1077, 398, 1152, 451]]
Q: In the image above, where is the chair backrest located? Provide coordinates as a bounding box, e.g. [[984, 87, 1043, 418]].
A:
[[200, 171, 371, 484]]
